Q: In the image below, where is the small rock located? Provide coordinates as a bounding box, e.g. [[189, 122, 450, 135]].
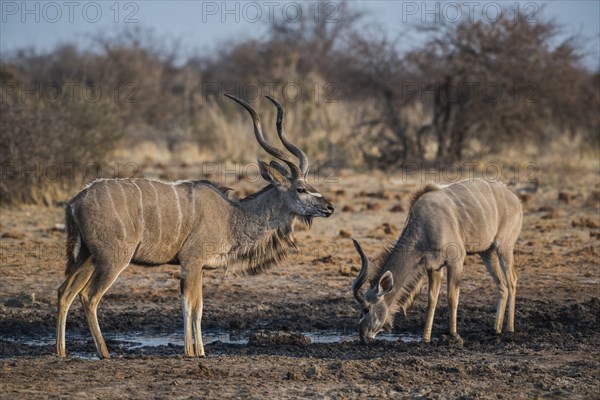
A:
[[339, 265, 354, 277], [248, 331, 311, 347], [4, 292, 35, 308], [313, 255, 334, 265], [558, 191, 573, 204], [370, 222, 399, 237], [358, 190, 392, 200], [341, 205, 355, 212], [518, 193, 533, 205], [439, 334, 464, 347], [286, 371, 298, 380], [196, 363, 215, 378], [542, 209, 561, 219], [572, 217, 600, 229], [390, 204, 405, 212], [1, 231, 25, 239], [51, 224, 66, 232], [365, 202, 381, 211], [159, 171, 176, 181], [305, 366, 322, 379], [339, 229, 352, 238], [585, 190, 600, 207], [382, 223, 398, 235]]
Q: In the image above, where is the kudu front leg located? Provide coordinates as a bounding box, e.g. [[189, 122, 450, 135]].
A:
[[181, 265, 205, 357], [446, 260, 464, 343], [423, 268, 443, 343]]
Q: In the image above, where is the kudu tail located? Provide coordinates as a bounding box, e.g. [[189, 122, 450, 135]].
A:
[[64, 205, 88, 276]]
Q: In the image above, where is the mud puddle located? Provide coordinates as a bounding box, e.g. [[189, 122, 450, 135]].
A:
[[109, 330, 417, 347], [0, 330, 420, 359]]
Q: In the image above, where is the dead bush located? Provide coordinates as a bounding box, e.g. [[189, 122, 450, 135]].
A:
[[0, 99, 123, 205]]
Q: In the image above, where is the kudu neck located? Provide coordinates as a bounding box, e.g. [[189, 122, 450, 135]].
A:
[[237, 185, 294, 233], [378, 240, 425, 309]]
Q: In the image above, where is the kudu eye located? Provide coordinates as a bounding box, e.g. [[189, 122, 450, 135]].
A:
[[296, 187, 306, 194]]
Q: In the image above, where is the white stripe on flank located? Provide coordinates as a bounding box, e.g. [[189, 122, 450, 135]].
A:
[[132, 181, 145, 227], [445, 186, 474, 227], [480, 185, 494, 213], [504, 193, 509, 225], [150, 181, 163, 243], [459, 181, 498, 236], [482, 180, 499, 228], [191, 184, 196, 224], [92, 187, 100, 211], [457, 181, 488, 222], [505, 196, 521, 244], [171, 185, 183, 247], [106, 182, 126, 237], [119, 182, 136, 232]]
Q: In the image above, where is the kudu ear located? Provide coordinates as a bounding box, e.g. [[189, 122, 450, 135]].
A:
[[377, 271, 394, 297], [257, 159, 290, 187]]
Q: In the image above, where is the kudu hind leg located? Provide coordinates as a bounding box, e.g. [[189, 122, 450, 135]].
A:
[[56, 257, 94, 356], [79, 260, 130, 359], [497, 248, 517, 332], [423, 268, 443, 343], [481, 248, 508, 334]]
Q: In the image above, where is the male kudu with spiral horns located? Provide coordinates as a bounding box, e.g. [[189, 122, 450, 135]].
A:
[[56, 95, 334, 358]]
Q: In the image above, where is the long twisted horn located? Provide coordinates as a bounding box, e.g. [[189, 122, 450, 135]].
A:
[[264, 95, 310, 179], [224, 94, 302, 179], [352, 238, 370, 304]]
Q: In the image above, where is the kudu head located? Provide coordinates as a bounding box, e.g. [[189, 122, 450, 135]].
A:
[[351, 238, 395, 343], [225, 94, 334, 219]]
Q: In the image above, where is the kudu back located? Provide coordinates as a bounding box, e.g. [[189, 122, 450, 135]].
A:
[[351, 179, 522, 343], [56, 95, 334, 358]]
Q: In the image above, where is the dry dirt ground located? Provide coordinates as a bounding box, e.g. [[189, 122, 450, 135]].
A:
[[1, 168, 599, 399]]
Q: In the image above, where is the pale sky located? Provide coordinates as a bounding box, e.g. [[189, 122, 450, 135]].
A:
[[1, 1, 598, 69]]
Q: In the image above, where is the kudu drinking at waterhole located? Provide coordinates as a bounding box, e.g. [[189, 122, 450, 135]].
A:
[[352, 179, 522, 343], [56, 95, 334, 358]]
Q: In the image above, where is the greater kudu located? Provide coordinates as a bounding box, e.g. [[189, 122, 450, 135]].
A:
[[56, 95, 334, 358], [352, 179, 522, 343]]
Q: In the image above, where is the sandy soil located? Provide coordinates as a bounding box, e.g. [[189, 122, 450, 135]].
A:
[[1, 168, 599, 399]]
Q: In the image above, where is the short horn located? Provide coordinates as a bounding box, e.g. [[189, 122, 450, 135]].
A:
[[224, 94, 301, 179], [351, 238, 369, 304], [264, 95, 309, 179]]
